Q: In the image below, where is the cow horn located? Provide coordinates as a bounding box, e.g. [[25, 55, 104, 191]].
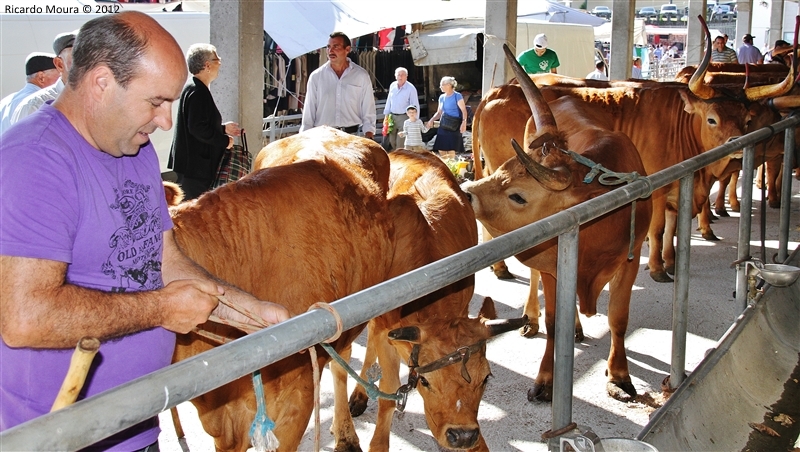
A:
[[484, 316, 529, 337], [768, 95, 800, 110], [745, 16, 798, 100], [388, 326, 420, 342], [688, 15, 719, 100], [512, 139, 572, 191], [502, 43, 559, 139]]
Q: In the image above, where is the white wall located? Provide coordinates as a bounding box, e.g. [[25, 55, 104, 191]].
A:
[[0, 11, 210, 170]]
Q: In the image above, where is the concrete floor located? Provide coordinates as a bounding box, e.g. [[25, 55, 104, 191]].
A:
[[158, 174, 800, 452]]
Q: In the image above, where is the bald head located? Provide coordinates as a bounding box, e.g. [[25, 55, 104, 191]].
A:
[[69, 11, 185, 90]]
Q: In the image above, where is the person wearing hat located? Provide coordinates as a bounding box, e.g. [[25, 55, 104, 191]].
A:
[[586, 60, 608, 80], [737, 34, 763, 64], [11, 30, 78, 125], [0, 52, 58, 135], [517, 33, 560, 74]]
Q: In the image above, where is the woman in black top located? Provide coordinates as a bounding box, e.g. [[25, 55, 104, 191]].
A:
[[169, 43, 240, 200]]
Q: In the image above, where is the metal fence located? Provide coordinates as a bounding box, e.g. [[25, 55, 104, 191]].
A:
[[1, 115, 798, 451]]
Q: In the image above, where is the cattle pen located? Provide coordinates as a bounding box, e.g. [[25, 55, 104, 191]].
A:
[[2, 117, 799, 451]]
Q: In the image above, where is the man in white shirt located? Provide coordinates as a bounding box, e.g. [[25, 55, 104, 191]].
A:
[[300, 32, 376, 139], [0, 53, 59, 135], [382, 67, 419, 150], [586, 61, 608, 81], [11, 30, 77, 125]]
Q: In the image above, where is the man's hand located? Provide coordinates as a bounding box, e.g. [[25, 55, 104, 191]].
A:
[[158, 279, 223, 334], [213, 291, 290, 327], [364, 131, 374, 139]]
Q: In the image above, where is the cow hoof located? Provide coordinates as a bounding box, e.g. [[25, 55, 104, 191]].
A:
[[649, 271, 674, 283], [575, 326, 585, 342], [665, 264, 675, 276], [702, 231, 720, 241], [708, 212, 718, 222], [527, 383, 553, 402], [769, 200, 781, 209], [333, 441, 362, 452], [607, 381, 637, 402], [730, 204, 740, 213], [520, 323, 539, 338], [491, 266, 515, 280], [714, 207, 730, 217], [348, 391, 369, 417]]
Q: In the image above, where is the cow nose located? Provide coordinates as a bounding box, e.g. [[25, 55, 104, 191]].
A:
[[446, 427, 479, 449]]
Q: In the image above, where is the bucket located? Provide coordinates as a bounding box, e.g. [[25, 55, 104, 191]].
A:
[[599, 438, 658, 452]]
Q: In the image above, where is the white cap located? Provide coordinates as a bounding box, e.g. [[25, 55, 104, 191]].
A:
[[533, 34, 548, 49]]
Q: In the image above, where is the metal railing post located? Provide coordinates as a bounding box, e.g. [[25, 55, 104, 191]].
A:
[[779, 127, 796, 263], [669, 175, 693, 389], [551, 225, 579, 432], [735, 144, 756, 310]]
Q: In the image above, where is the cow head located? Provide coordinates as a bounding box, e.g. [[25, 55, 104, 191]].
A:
[[388, 298, 526, 451]]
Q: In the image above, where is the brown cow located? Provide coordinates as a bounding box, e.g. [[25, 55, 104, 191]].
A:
[[345, 150, 524, 451], [170, 130, 522, 452], [463, 45, 653, 402], [170, 127, 396, 452]]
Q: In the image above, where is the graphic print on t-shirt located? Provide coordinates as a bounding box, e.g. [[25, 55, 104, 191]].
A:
[[102, 180, 164, 291]]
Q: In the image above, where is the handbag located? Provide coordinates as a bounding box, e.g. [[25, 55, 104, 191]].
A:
[[439, 113, 462, 132], [213, 130, 252, 189]]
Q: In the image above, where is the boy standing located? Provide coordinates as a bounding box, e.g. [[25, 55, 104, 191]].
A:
[[398, 105, 429, 152]]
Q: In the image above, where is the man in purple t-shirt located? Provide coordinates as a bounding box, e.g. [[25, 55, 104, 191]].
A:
[[0, 12, 288, 451]]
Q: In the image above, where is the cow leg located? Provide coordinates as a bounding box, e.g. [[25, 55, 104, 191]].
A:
[[766, 155, 783, 208], [484, 227, 514, 279], [520, 269, 541, 337], [330, 346, 362, 452], [605, 257, 638, 402], [697, 201, 720, 242], [727, 171, 740, 212], [528, 273, 557, 402], [367, 332, 402, 452], [646, 194, 673, 283], [264, 362, 317, 452], [349, 324, 377, 417], [713, 175, 731, 217]]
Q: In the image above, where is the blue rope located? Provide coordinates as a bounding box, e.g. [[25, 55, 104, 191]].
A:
[[561, 148, 645, 260], [249, 370, 276, 449]]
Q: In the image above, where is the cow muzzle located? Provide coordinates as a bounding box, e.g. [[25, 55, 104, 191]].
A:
[[445, 427, 480, 449]]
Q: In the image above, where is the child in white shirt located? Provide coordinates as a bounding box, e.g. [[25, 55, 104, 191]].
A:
[[398, 105, 429, 152]]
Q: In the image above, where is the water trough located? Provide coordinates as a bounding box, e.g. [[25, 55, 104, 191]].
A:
[[639, 248, 800, 451]]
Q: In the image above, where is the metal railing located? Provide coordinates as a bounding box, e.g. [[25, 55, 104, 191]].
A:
[[2, 115, 797, 451]]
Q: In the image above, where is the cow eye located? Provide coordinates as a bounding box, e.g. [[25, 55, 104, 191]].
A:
[[707, 118, 717, 125], [419, 376, 429, 387], [509, 193, 527, 204]]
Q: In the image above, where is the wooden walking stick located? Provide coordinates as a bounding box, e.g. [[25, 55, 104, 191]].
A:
[[50, 336, 100, 412]]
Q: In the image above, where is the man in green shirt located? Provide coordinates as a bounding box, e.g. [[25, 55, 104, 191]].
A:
[[517, 33, 560, 74]]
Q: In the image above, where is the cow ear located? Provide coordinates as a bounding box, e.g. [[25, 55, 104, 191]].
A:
[[388, 326, 421, 343], [484, 316, 529, 337], [678, 89, 698, 114]]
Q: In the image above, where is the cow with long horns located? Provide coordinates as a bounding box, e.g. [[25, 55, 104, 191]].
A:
[[462, 45, 653, 402]]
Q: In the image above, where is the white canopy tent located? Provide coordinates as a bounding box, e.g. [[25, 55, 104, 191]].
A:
[[262, 0, 604, 59]]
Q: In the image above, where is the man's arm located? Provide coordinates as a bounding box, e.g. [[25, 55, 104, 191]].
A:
[[299, 74, 317, 133], [0, 253, 221, 349], [162, 230, 289, 326]]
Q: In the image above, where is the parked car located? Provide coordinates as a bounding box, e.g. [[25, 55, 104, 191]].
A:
[[660, 4, 679, 17], [638, 6, 657, 18], [592, 6, 611, 19]]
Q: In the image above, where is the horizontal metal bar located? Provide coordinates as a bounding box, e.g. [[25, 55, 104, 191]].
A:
[[3, 114, 798, 451]]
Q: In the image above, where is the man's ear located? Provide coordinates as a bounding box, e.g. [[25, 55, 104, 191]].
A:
[[54, 56, 66, 73], [87, 65, 114, 100]]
